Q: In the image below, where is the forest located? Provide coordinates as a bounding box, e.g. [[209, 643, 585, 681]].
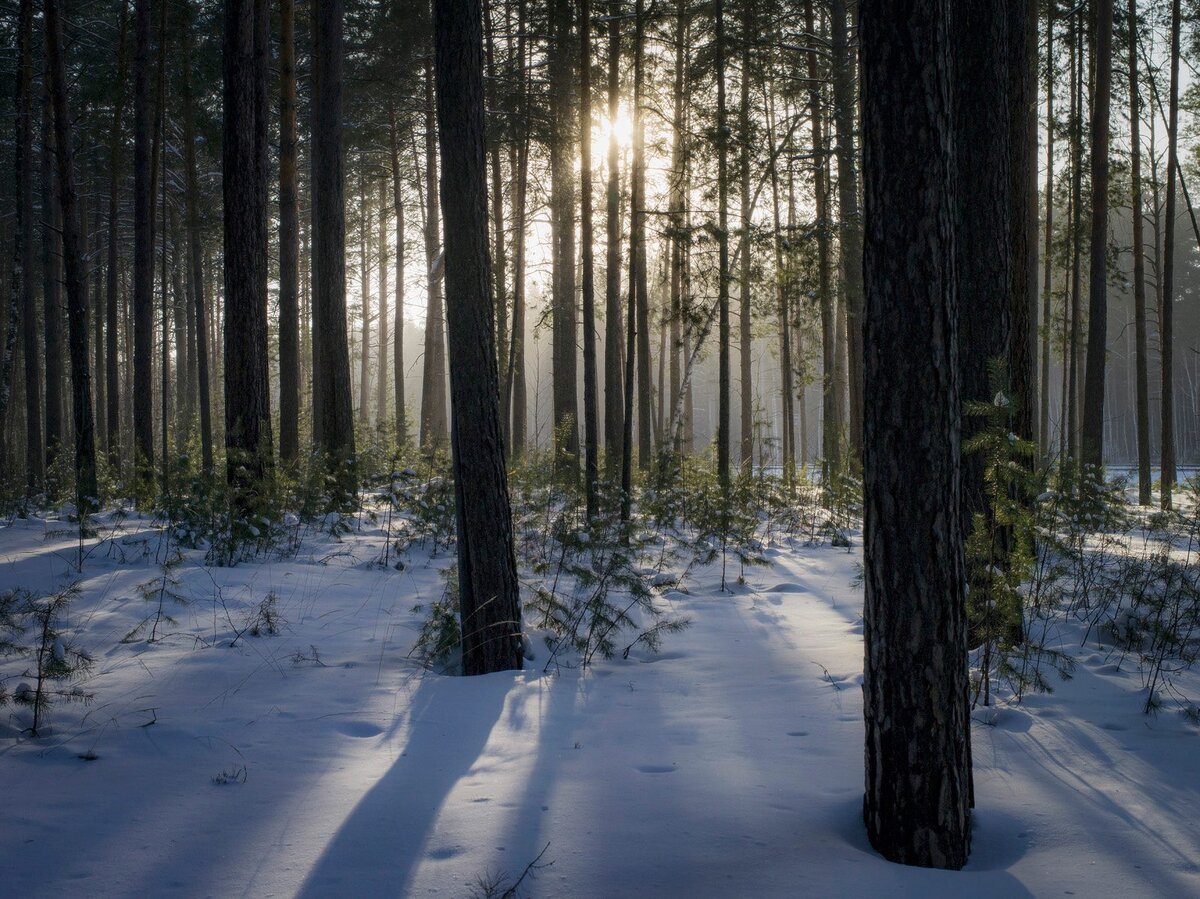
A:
[[0, 0, 1198, 894]]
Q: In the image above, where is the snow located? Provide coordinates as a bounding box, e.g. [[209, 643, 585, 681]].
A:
[[0, 510, 1197, 897]]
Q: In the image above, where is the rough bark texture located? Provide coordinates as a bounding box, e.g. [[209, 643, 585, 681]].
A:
[[1081, 0, 1113, 469], [222, 0, 273, 497], [45, 0, 99, 510], [1008, 0, 1037, 445], [433, 0, 523, 675], [278, 0, 301, 464], [738, 0, 753, 471], [376, 176, 390, 427], [42, 95, 64, 478], [389, 103, 407, 445], [632, 0, 650, 471], [715, 0, 731, 496], [312, 0, 357, 494], [1039, 10, 1055, 457], [860, 0, 972, 869]]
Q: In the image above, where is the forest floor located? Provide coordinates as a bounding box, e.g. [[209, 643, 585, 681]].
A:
[[0, 504, 1197, 898]]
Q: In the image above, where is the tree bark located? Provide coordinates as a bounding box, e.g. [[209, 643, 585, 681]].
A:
[[389, 102, 408, 445], [42, 92, 64, 481], [860, 0, 971, 868], [715, 0, 731, 497], [738, 0, 754, 472], [1081, 0, 1113, 470], [603, 0, 623, 473], [1128, 0, 1151, 504], [1161, 0, 1180, 508], [358, 171, 372, 426], [312, 0, 357, 496], [433, 0, 524, 675], [279, 0, 301, 464], [420, 55, 449, 451], [580, 0, 599, 517], [133, 0, 155, 492], [377, 175, 390, 428], [223, 0, 273, 498], [45, 0, 99, 510], [1040, 8, 1055, 457]]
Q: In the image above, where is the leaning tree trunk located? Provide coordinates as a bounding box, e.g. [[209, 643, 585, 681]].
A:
[[223, 0, 273, 501], [1081, 0, 1113, 470], [278, 0, 301, 464], [433, 0, 524, 675], [45, 0, 99, 511], [860, 0, 972, 869]]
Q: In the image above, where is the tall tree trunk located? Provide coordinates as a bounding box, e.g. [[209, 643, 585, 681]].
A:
[[766, 78, 793, 483], [860, 0, 971, 868], [358, 171, 372, 426], [312, 0, 357, 497], [550, 0, 579, 477], [433, 0, 523, 675], [133, 0, 155, 493], [667, 0, 687, 457], [830, 0, 864, 464], [632, 0, 651, 471], [1067, 7, 1083, 463], [419, 55, 449, 451], [1128, 0, 1151, 504], [182, 9, 213, 476], [15, 0, 42, 493], [485, 0, 508, 397], [1161, 0, 1180, 508], [1081, 0, 1113, 470], [603, 0, 623, 472], [1040, 8, 1055, 456], [377, 176, 390, 427], [223, 0, 273, 499], [738, 0, 754, 471], [1009, 1, 1037, 444], [388, 102, 407, 445], [45, 0, 99, 510], [715, 0, 731, 497], [278, 0, 301, 464], [580, 0, 599, 517], [42, 92, 64, 481], [805, 0, 837, 484]]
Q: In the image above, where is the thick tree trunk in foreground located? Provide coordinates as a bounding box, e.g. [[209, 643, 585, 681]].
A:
[[860, 0, 972, 869], [45, 0, 99, 511], [223, 0, 273, 498], [433, 0, 523, 675]]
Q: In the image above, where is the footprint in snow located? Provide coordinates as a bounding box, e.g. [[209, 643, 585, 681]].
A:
[[334, 721, 383, 738]]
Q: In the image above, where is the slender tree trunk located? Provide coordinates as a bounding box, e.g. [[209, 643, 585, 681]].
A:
[[632, 0, 650, 471], [1128, 0, 1151, 503], [603, 0, 623, 472], [42, 93, 64, 481], [278, 0, 300, 464], [182, 9, 213, 475], [1082, 0, 1113, 470], [766, 79, 793, 483], [738, 0, 754, 471], [15, 0, 42, 492], [133, 0, 154, 492], [715, 0, 731, 497], [1040, 8, 1055, 456], [550, 0, 579, 476], [860, 0, 971, 868], [485, 0, 508, 397], [358, 172, 372, 426], [830, 0, 864, 464], [580, 0, 599, 517], [311, 0, 357, 496], [223, 0, 273, 499], [420, 55, 449, 451], [433, 0, 523, 675], [388, 102, 408, 445], [667, 0, 687, 457], [45, 0, 99, 510], [377, 176, 390, 427], [1161, 0, 1180, 508], [1009, 1, 1038, 444], [1067, 7, 1083, 463]]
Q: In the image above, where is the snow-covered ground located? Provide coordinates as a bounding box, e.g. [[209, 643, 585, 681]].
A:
[[0, 508, 1197, 898]]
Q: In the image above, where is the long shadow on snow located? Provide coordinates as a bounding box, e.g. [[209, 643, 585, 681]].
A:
[[295, 669, 515, 898]]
